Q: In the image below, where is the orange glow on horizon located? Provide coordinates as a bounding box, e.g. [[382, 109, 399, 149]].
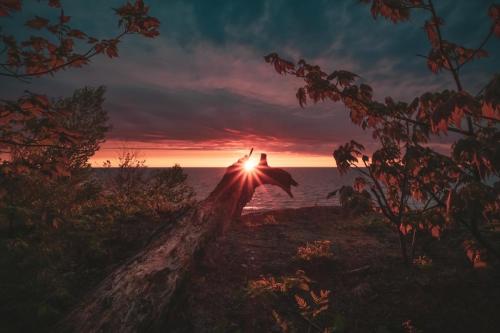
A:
[[88, 139, 453, 168], [90, 146, 337, 168]]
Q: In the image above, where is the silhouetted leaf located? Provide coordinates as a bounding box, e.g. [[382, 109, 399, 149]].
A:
[[26, 16, 49, 29]]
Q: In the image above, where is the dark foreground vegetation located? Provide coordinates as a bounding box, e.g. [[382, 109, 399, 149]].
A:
[[265, 0, 500, 266], [0, 2, 174, 330], [0, 152, 194, 332], [1, 0, 499, 332], [173, 206, 500, 333]]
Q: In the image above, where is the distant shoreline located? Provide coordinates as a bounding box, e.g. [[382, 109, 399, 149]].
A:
[[90, 166, 343, 169], [242, 205, 339, 215]]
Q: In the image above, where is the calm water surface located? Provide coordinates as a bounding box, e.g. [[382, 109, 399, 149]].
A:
[[184, 168, 357, 212]]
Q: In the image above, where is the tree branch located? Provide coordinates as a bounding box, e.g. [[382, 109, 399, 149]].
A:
[[0, 31, 128, 79], [457, 25, 495, 70]]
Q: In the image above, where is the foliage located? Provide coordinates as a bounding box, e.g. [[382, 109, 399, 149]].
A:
[[0, 2, 176, 331], [0, 0, 160, 181], [147, 166, 195, 214], [294, 289, 330, 319], [0, 159, 195, 331], [0, 86, 194, 332], [265, 1, 500, 263], [327, 184, 372, 214], [248, 269, 313, 296], [463, 239, 488, 268], [0, 87, 108, 231], [102, 151, 195, 218], [412, 255, 433, 269], [0, 88, 110, 331], [402, 320, 423, 333], [248, 270, 340, 332], [0, 0, 159, 79], [296, 240, 333, 261]]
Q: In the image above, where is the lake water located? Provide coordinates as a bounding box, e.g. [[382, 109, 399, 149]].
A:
[[184, 168, 357, 212]]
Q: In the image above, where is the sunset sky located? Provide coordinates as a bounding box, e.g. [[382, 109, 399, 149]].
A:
[[2, 0, 499, 167]]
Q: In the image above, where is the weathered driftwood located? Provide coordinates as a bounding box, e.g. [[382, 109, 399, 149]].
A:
[[57, 154, 297, 332]]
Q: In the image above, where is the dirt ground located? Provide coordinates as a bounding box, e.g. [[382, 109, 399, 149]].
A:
[[170, 206, 500, 333]]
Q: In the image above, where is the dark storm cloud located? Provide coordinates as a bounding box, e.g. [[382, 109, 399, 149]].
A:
[[103, 86, 359, 143], [1, 0, 499, 155]]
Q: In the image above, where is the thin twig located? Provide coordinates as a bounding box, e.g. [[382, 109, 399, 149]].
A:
[[457, 26, 495, 70], [344, 265, 371, 274]]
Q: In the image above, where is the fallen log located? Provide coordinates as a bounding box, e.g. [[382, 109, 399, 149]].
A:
[[57, 153, 298, 332]]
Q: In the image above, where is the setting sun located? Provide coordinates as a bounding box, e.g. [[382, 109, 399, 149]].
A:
[[243, 159, 257, 171]]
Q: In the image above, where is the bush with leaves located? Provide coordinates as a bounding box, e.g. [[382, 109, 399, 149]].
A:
[[327, 184, 372, 215], [0, 0, 160, 181], [0, 86, 109, 331], [1, 87, 108, 230], [265, 0, 500, 263], [102, 151, 195, 219], [147, 165, 196, 215], [248, 270, 341, 332], [0, 87, 195, 331], [0, 2, 181, 331]]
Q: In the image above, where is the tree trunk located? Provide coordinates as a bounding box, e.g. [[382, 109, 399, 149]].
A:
[[398, 231, 409, 265], [57, 154, 298, 332]]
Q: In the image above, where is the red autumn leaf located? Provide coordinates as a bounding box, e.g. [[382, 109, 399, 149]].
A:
[[24, 36, 48, 51], [46, 41, 57, 53], [446, 190, 453, 215], [20, 100, 45, 115], [47, 24, 59, 34], [349, 105, 366, 125], [399, 223, 412, 236], [264, 53, 295, 75], [0, 0, 21, 16], [94, 42, 105, 54], [360, 83, 373, 101], [140, 17, 160, 37], [494, 23, 500, 38], [60, 13, 71, 24], [475, 49, 489, 59], [367, 0, 411, 23], [32, 94, 50, 108], [489, 4, 500, 37], [48, 0, 61, 8], [296, 88, 307, 107], [26, 16, 49, 29], [327, 70, 358, 87], [424, 18, 442, 48], [427, 49, 446, 73], [0, 111, 25, 125], [482, 103, 500, 120], [105, 44, 119, 58], [481, 75, 500, 120], [69, 55, 89, 68], [430, 225, 441, 238], [67, 29, 87, 39], [490, 4, 500, 20], [61, 38, 74, 52], [333, 140, 365, 174]]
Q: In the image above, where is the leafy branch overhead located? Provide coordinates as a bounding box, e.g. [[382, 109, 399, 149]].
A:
[[0, 0, 159, 79], [265, 0, 500, 264], [0, 0, 160, 179]]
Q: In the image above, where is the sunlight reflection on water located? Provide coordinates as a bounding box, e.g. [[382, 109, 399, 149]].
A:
[[184, 167, 358, 213]]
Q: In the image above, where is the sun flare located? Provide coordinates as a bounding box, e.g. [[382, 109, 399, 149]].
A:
[[243, 159, 257, 172]]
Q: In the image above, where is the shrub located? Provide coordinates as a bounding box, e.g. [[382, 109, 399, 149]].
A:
[[265, 1, 500, 263]]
